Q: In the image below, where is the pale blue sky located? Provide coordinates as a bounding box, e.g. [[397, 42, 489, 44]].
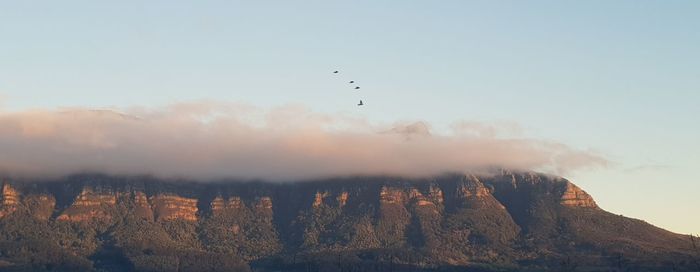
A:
[[1, 1, 699, 234]]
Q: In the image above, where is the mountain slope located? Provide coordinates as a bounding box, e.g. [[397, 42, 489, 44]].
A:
[[0, 172, 696, 271]]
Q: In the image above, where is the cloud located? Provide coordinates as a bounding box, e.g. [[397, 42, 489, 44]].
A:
[[0, 102, 608, 181], [451, 121, 524, 138], [381, 121, 431, 139]]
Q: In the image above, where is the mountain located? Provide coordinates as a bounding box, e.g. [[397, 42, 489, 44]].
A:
[[0, 171, 697, 271]]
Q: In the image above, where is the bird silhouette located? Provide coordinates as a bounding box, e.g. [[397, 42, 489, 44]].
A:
[[349, 80, 355, 83], [358, 100, 364, 106], [333, 71, 339, 74], [354, 86, 360, 90]]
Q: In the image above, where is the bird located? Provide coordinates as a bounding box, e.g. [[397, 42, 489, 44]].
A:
[[354, 86, 360, 90], [349, 80, 355, 83], [358, 100, 364, 106], [333, 71, 339, 74]]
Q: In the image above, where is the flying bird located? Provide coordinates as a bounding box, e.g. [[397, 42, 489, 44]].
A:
[[329, 70, 364, 106]]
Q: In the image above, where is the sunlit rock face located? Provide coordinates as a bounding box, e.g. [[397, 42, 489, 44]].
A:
[[210, 196, 226, 215], [0, 183, 20, 218], [312, 191, 329, 208], [311, 190, 350, 209], [560, 181, 598, 208], [458, 175, 491, 199], [211, 196, 244, 217], [254, 196, 273, 211], [226, 197, 243, 210], [57, 187, 117, 222], [409, 188, 434, 207], [379, 186, 406, 205], [450, 175, 507, 211], [407, 186, 443, 212], [150, 194, 198, 222], [336, 191, 349, 207]]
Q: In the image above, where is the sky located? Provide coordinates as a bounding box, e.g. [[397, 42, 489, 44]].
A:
[[0, 1, 699, 234]]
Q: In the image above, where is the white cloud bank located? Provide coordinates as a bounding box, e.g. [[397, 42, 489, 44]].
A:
[[0, 102, 607, 181]]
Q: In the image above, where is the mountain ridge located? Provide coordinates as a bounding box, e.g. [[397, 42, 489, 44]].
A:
[[0, 171, 696, 271]]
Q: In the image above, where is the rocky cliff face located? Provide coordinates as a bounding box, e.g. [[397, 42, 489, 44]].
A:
[[57, 187, 118, 222], [0, 183, 20, 218], [560, 181, 598, 208], [0, 172, 694, 272], [210, 196, 244, 216], [150, 194, 198, 222]]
